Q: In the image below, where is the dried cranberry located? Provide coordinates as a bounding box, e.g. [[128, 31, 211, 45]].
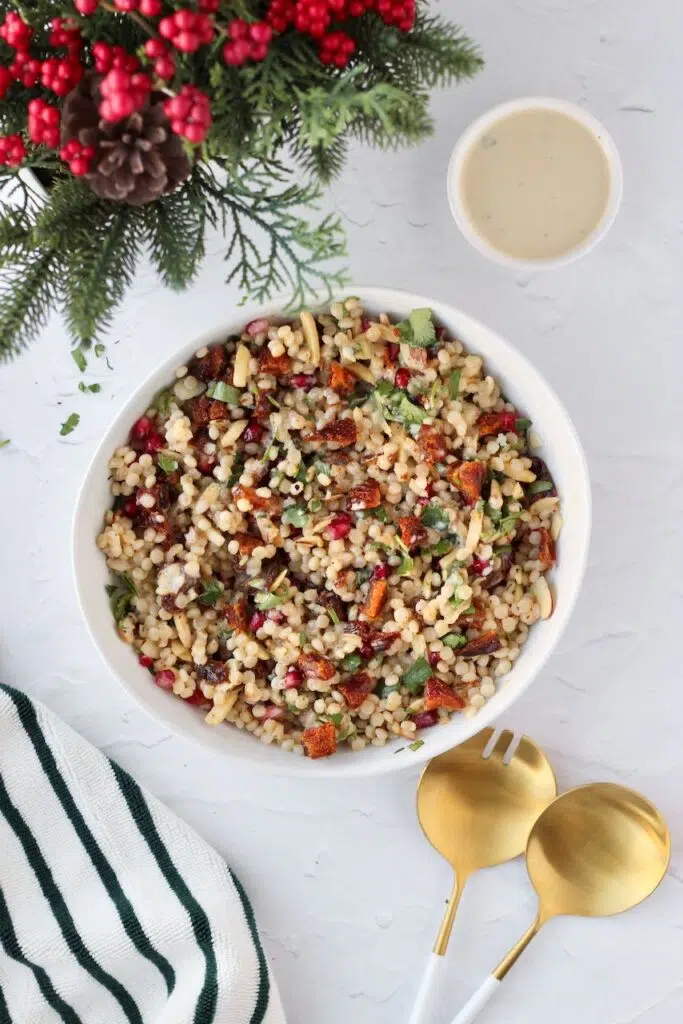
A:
[[283, 667, 302, 688], [385, 342, 399, 365], [185, 688, 211, 707], [427, 651, 441, 669], [139, 654, 154, 670], [470, 557, 489, 576], [122, 497, 137, 518], [145, 431, 165, 453], [360, 642, 373, 660], [249, 611, 267, 632], [131, 415, 153, 441], [413, 710, 438, 729], [154, 669, 175, 690], [327, 513, 352, 540], [290, 373, 316, 390], [395, 368, 411, 389], [196, 451, 217, 475], [436, 326, 448, 342], [372, 562, 389, 581], [245, 317, 269, 336], [425, 482, 435, 498], [243, 419, 263, 444]]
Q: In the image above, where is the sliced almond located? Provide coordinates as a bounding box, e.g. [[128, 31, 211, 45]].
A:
[[269, 568, 288, 592], [300, 310, 320, 366], [504, 457, 536, 483], [220, 418, 248, 448], [349, 362, 375, 383], [233, 343, 250, 388], [550, 511, 563, 542], [464, 504, 484, 554], [529, 495, 560, 516], [173, 612, 192, 650], [439, 548, 461, 571], [533, 575, 553, 619]]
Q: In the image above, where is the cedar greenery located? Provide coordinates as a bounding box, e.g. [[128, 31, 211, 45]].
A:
[[0, 0, 482, 361]]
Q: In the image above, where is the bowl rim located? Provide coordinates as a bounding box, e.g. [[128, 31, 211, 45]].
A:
[[446, 95, 624, 271], [72, 285, 591, 778]]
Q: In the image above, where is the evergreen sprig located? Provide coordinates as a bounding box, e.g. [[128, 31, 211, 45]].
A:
[[0, 0, 483, 360]]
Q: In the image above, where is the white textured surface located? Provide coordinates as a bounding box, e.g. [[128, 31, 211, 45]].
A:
[[1, 1, 682, 1021]]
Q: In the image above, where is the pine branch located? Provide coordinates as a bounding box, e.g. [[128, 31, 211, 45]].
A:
[[142, 180, 206, 291], [291, 135, 349, 185], [0, 249, 63, 361]]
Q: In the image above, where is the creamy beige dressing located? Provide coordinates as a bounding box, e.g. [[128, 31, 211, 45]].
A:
[[460, 108, 611, 261]]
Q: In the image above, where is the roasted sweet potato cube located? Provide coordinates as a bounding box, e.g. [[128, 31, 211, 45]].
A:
[[417, 423, 448, 465], [476, 411, 517, 437], [347, 479, 382, 511], [253, 387, 275, 420], [338, 671, 375, 710], [232, 484, 282, 515], [423, 677, 466, 711], [362, 578, 388, 620], [459, 631, 502, 657], [537, 527, 556, 569], [186, 395, 231, 426], [191, 344, 229, 382], [258, 349, 292, 376], [302, 722, 337, 759], [309, 418, 357, 447], [297, 651, 336, 681], [225, 596, 249, 633], [397, 515, 427, 549], [328, 361, 357, 395], [447, 460, 486, 504]]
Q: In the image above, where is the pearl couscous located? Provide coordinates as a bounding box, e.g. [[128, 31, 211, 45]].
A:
[[97, 299, 561, 759]]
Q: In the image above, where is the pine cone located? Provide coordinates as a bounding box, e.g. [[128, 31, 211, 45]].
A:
[[62, 74, 191, 206]]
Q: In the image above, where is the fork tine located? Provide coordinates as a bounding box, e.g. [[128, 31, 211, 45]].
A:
[[481, 728, 501, 759], [487, 728, 515, 760], [502, 732, 522, 764]]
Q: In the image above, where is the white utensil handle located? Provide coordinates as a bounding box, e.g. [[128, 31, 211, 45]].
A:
[[408, 953, 446, 1024], [448, 974, 499, 1024]]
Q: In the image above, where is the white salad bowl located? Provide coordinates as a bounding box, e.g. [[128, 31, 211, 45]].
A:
[[73, 286, 591, 778]]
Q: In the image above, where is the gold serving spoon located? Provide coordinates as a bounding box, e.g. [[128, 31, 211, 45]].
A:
[[447, 782, 671, 1024], [408, 728, 557, 1024]]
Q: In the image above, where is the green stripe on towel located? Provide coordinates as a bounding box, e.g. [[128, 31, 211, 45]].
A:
[[0, 768, 143, 1024], [0, 883, 82, 1024], [4, 687, 175, 995], [111, 763, 219, 1024], [0, 981, 13, 1024], [229, 870, 271, 1024]]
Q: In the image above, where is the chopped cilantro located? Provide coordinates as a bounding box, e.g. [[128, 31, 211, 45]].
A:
[[94, 344, 106, 358], [328, 712, 343, 727], [71, 348, 87, 373], [375, 378, 394, 398], [348, 387, 370, 408], [157, 454, 179, 475], [369, 506, 389, 523], [198, 579, 223, 606], [0, 439, 10, 448], [105, 573, 136, 623], [497, 513, 522, 535], [59, 413, 80, 437], [442, 632, 467, 649], [401, 656, 431, 693], [299, 631, 309, 649], [420, 503, 449, 531], [282, 504, 308, 528], [448, 370, 461, 399], [154, 388, 173, 416], [377, 681, 399, 699], [255, 588, 289, 610], [409, 739, 425, 752], [313, 460, 330, 477], [340, 652, 363, 673], [206, 380, 241, 404], [515, 417, 532, 433], [328, 607, 341, 626], [528, 480, 553, 494], [78, 382, 101, 394], [308, 497, 323, 513], [228, 453, 245, 487], [295, 462, 309, 482], [427, 537, 456, 557], [355, 566, 372, 586], [397, 553, 414, 576], [395, 308, 436, 348]]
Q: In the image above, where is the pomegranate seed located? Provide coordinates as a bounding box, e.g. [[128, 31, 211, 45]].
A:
[[185, 687, 211, 706], [154, 669, 175, 690], [436, 326, 448, 342], [372, 562, 389, 580], [245, 317, 269, 336], [249, 611, 267, 631], [413, 710, 438, 729], [243, 419, 263, 443], [122, 497, 137, 518], [131, 415, 152, 440], [283, 668, 303, 688], [416, 495, 430, 509], [470, 557, 489, 576], [394, 368, 411, 389], [262, 703, 288, 721], [138, 654, 154, 669], [145, 431, 165, 453], [327, 513, 352, 540], [385, 342, 399, 364], [428, 651, 441, 669], [269, 610, 285, 625], [425, 482, 435, 497], [290, 373, 316, 390]]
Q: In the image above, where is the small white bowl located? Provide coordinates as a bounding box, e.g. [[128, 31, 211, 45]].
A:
[[447, 96, 623, 270], [73, 287, 591, 778]]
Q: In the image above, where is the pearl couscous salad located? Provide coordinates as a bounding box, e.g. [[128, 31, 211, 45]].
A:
[[97, 300, 561, 759]]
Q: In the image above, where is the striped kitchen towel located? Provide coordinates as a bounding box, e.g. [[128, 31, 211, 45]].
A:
[[0, 685, 285, 1024]]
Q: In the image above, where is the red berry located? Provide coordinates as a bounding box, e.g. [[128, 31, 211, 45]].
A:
[[139, 0, 162, 14], [154, 56, 175, 79], [250, 22, 273, 44], [249, 611, 267, 632], [328, 513, 352, 540], [243, 420, 263, 444], [145, 431, 165, 454], [229, 18, 249, 39], [144, 38, 167, 59], [394, 368, 411, 389], [0, 12, 33, 50], [131, 415, 153, 440], [0, 66, 12, 98], [469, 557, 489, 576], [289, 373, 316, 390], [139, 654, 154, 669], [74, 0, 99, 13], [164, 85, 212, 143], [372, 562, 390, 581], [154, 669, 176, 690], [413, 710, 438, 730], [114, 0, 139, 11], [0, 134, 26, 167], [428, 650, 441, 669], [283, 668, 303, 689], [199, 0, 220, 10]]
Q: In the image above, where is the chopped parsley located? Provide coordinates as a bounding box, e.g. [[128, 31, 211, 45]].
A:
[[328, 712, 343, 727], [496, 513, 522, 536], [308, 497, 323, 514], [448, 370, 461, 399], [313, 460, 330, 477], [78, 382, 101, 394], [299, 631, 310, 649], [197, 579, 224, 606], [157, 454, 179, 475], [420, 503, 450, 531], [377, 681, 399, 699], [397, 553, 414, 576], [105, 573, 136, 623], [427, 536, 456, 557], [206, 380, 241, 404], [348, 387, 370, 408], [340, 651, 363, 673], [442, 632, 467, 649], [295, 462, 309, 482], [59, 413, 80, 437], [328, 607, 341, 626], [355, 566, 372, 586], [71, 348, 87, 373], [528, 479, 553, 494], [0, 439, 10, 448], [409, 739, 425, 752], [282, 504, 308, 528], [94, 344, 106, 358], [154, 388, 173, 416], [401, 656, 431, 693], [515, 417, 532, 433], [369, 506, 389, 523], [373, 378, 428, 427], [395, 308, 436, 348], [254, 588, 289, 611]]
